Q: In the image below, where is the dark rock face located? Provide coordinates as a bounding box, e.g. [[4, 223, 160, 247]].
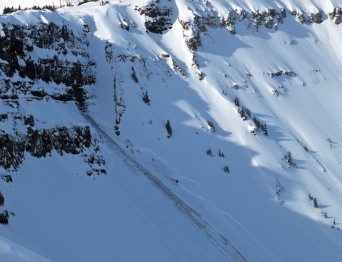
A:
[[0, 22, 95, 81], [0, 125, 102, 171], [0, 21, 106, 177], [0, 121, 106, 177], [0, 133, 25, 170], [136, 1, 173, 34], [25, 125, 92, 158], [0, 22, 96, 110]]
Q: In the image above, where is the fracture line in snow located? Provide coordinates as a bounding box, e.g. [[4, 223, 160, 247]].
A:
[[81, 112, 248, 262]]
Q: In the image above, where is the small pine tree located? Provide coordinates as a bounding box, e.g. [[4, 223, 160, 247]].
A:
[[206, 147, 213, 157], [131, 66, 138, 83], [253, 116, 261, 129], [165, 120, 172, 138], [245, 108, 251, 118], [284, 151, 294, 167], [115, 125, 120, 136], [0, 211, 9, 225], [313, 198, 318, 208], [223, 165, 230, 173], [218, 149, 225, 158], [233, 97, 240, 107], [142, 91, 150, 105], [207, 120, 215, 132], [0, 192, 4, 206], [261, 123, 268, 136], [238, 107, 251, 121]]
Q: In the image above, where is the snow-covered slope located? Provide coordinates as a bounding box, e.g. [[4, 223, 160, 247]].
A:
[[0, 0, 342, 261]]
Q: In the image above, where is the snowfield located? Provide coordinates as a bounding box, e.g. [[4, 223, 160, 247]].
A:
[[0, 0, 342, 261]]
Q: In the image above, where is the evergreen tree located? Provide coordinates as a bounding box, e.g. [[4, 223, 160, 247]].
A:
[[223, 165, 230, 173], [165, 120, 172, 138], [253, 116, 261, 129], [0, 211, 9, 225], [0, 191, 4, 206], [313, 198, 318, 208], [207, 120, 215, 132], [261, 123, 268, 136], [233, 97, 240, 107], [218, 149, 225, 157], [142, 91, 150, 105], [206, 147, 213, 157], [131, 66, 138, 83]]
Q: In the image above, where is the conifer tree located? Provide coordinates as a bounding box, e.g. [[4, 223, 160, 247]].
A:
[[165, 120, 172, 138], [0, 191, 4, 206]]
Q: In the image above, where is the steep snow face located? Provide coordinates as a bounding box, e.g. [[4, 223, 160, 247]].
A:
[[1, 0, 342, 261], [0, 235, 50, 262]]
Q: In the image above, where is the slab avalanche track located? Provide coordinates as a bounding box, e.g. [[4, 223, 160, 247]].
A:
[[82, 112, 247, 261]]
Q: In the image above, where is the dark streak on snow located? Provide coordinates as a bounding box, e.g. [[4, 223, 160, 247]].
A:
[[82, 112, 247, 262]]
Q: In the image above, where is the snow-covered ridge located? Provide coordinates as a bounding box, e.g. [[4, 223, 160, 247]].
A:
[[0, 0, 342, 261], [0, 0, 341, 13]]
